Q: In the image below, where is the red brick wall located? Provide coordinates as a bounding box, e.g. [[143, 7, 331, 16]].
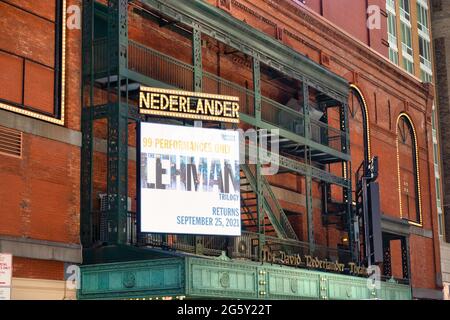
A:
[[0, 51, 23, 104], [0, 1, 56, 115], [322, 0, 369, 44], [0, 0, 82, 284], [0, 133, 80, 243], [296, 0, 389, 58], [12, 257, 65, 281], [0, 0, 82, 130], [65, 0, 82, 132]]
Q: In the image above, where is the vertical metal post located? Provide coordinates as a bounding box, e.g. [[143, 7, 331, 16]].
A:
[[362, 177, 370, 264], [106, 0, 129, 244], [303, 82, 314, 251], [253, 56, 264, 261], [254, 57, 261, 122], [401, 236, 411, 280], [193, 24, 203, 93], [382, 236, 392, 277], [80, 0, 94, 247], [305, 174, 314, 249], [136, 121, 141, 245], [302, 80, 310, 140], [192, 24, 204, 254], [340, 102, 355, 261]]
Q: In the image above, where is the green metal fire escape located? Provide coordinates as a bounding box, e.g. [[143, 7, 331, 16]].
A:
[[76, 0, 416, 301], [80, 0, 355, 261]]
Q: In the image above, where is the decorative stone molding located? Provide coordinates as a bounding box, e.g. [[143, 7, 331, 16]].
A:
[[217, 0, 231, 12], [78, 255, 412, 300]]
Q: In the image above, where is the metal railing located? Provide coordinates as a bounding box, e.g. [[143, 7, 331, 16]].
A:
[[128, 40, 194, 91], [123, 40, 347, 151], [90, 210, 409, 283], [203, 71, 255, 116], [93, 38, 109, 75], [263, 233, 353, 265], [92, 38, 349, 152], [310, 117, 345, 152], [261, 97, 345, 152], [92, 210, 137, 245], [91, 210, 345, 261], [261, 96, 304, 134], [380, 275, 410, 286]]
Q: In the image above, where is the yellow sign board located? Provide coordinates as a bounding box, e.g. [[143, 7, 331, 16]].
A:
[[139, 87, 240, 123]]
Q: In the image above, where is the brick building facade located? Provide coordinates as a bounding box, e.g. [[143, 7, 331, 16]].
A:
[[0, 0, 444, 299], [210, 0, 441, 300], [0, 0, 81, 299]]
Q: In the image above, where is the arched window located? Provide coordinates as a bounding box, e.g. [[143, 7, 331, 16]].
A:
[[349, 85, 371, 169], [396, 114, 422, 225]]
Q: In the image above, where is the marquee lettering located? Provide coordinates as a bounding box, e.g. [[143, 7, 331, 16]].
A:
[[139, 87, 240, 123]]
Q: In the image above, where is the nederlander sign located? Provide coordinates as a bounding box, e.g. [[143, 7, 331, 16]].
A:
[[262, 247, 369, 276], [139, 86, 240, 123]]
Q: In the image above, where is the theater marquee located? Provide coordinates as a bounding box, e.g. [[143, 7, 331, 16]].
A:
[[139, 87, 240, 123]]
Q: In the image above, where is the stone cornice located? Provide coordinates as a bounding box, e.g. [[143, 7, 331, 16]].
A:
[[0, 235, 82, 263]]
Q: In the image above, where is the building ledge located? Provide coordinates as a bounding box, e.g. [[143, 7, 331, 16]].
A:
[[412, 287, 443, 300], [381, 215, 411, 236], [381, 215, 433, 238], [0, 235, 82, 264]]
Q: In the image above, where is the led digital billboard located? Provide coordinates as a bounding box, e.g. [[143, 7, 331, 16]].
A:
[[139, 122, 241, 236]]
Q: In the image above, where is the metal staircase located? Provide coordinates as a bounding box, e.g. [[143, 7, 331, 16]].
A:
[[240, 164, 298, 240]]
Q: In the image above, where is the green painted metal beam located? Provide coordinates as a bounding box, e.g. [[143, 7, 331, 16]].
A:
[[123, 37, 350, 162], [192, 25, 203, 92], [192, 24, 204, 254], [302, 81, 314, 251], [140, 0, 349, 104], [239, 113, 350, 162], [246, 142, 350, 188], [306, 174, 314, 250], [124, 69, 176, 90], [340, 102, 355, 260], [253, 57, 265, 259], [106, 0, 129, 245], [241, 164, 297, 240], [80, 0, 95, 247]]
